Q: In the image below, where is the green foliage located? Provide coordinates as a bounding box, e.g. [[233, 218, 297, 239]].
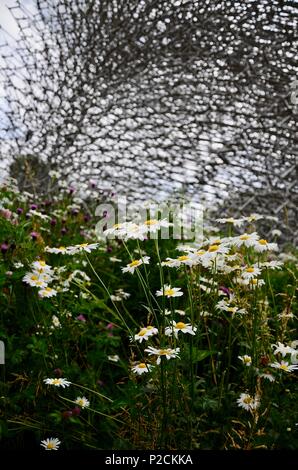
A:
[[0, 179, 297, 450]]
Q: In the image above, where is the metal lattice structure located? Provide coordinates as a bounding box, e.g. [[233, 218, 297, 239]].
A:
[[0, 0, 297, 241]]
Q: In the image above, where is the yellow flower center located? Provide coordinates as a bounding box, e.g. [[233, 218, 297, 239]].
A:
[[178, 255, 190, 261], [77, 399, 84, 406], [59, 246, 65, 250], [46, 442, 55, 449], [252, 279, 258, 285], [243, 397, 253, 405], [227, 307, 236, 313], [31, 275, 38, 280], [146, 326, 153, 330], [144, 219, 158, 226], [36, 281, 43, 286], [244, 357, 251, 363], [138, 329, 147, 336], [226, 218, 235, 223], [39, 261, 46, 266], [79, 243, 88, 248], [212, 239, 221, 244], [159, 349, 170, 355], [113, 223, 122, 229], [196, 250, 205, 255], [246, 267, 255, 273], [240, 235, 250, 240], [52, 379, 61, 385], [280, 364, 288, 371], [208, 245, 219, 252], [45, 287, 52, 292], [165, 289, 175, 296], [259, 239, 268, 245], [176, 322, 186, 329], [138, 363, 146, 369], [129, 260, 141, 267]]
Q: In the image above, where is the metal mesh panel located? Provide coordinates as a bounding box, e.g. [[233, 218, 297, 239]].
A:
[[0, 0, 297, 241]]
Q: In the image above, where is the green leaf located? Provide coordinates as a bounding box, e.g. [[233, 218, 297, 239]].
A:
[[184, 346, 216, 363]]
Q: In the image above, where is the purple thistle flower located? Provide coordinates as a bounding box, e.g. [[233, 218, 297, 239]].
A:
[[1, 243, 9, 254], [219, 286, 231, 297], [76, 314, 86, 322], [62, 410, 73, 419], [30, 231, 39, 240], [71, 407, 81, 416]]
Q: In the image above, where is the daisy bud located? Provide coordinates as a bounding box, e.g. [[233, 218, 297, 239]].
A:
[[71, 406, 81, 416]]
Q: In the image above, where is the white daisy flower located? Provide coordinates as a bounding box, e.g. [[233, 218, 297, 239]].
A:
[[121, 256, 150, 274], [29, 210, 51, 221], [40, 437, 61, 450], [165, 321, 197, 339], [110, 289, 130, 301], [291, 350, 298, 364], [234, 277, 266, 289], [237, 393, 260, 411], [272, 342, 296, 357], [13, 261, 24, 269], [134, 326, 158, 343], [271, 229, 282, 237], [238, 355, 252, 366], [105, 222, 147, 241], [216, 217, 244, 227], [253, 239, 278, 253], [241, 264, 262, 280], [175, 255, 198, 267], [156, 285, 183, 298], [244, 214, 263, 223], [38, 287, 58, 298], [52, 315, 61, 328], [108, 355, 120, 362], [141, 218, 173, 233], [75, 396, 90, 409], [31, 260, 54, 274], [216, 299, 246, 315], [269, 361, 298, 372], [23, 273, 49, 288], [257, 371, 275, 382], [43, 378, 71, 388], [144, 346, 180, 365], [161, 256, 195, 268], [67, 243, 99, 255], [45, 245, 69, 254], [205, 243, 229, 256], [124, 222, 148, 240], [175, 309, 186, 316], [232, 232, 259, 248], [260, 260, 283, 270], [161, 258, 181, 268], [131, 362, 154, 375]]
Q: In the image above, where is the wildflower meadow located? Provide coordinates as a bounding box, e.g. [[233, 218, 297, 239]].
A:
[[0, 176, 297, 451]]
